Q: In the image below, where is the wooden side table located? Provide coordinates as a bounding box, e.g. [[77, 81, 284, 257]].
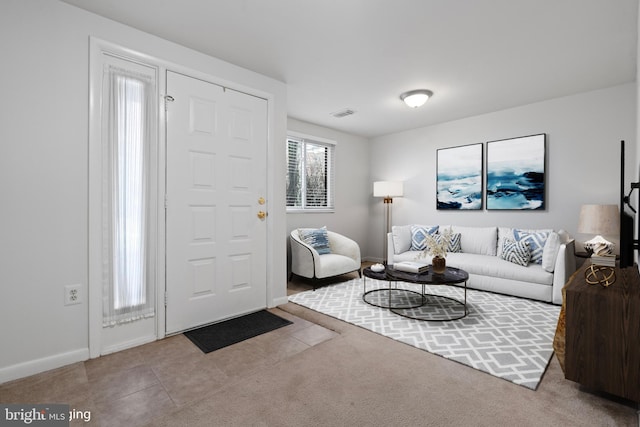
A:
[[562, 260, 640, 402]]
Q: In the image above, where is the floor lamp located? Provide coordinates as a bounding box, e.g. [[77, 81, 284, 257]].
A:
[[374, 181, 404, 264]]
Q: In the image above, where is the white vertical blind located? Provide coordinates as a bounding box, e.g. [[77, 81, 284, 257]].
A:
[[286, 139, 303, 207], [102, 64, 156, 326]]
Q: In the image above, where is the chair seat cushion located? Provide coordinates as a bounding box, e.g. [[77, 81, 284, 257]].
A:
[[315, 254, 359, 278]]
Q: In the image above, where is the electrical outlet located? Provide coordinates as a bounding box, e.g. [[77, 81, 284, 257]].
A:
[[64, 284, 82, 306]]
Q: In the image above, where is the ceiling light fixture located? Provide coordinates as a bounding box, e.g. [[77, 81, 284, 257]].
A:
[[400, 89, 433, 108]]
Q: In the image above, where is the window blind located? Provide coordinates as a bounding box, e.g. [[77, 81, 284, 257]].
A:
[[286, 136, 335, 211]]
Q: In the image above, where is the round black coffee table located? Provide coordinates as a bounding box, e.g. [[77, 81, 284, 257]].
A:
[[362, 265, 469, 321]]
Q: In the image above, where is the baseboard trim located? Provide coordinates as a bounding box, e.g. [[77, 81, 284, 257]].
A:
[[272, 296, 289, 307], [0, 348, 89, 385], [100, 334, 157, 356]]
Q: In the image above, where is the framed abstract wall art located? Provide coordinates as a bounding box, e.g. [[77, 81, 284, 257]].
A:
[[436, 143, 483, 210], [486, 134, 546, 210]]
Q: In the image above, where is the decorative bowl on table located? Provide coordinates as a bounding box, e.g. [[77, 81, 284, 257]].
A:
[[370, 263, 385, 273]]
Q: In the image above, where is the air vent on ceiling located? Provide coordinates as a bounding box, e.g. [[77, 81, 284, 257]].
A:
[[331, 109, 356, 118]]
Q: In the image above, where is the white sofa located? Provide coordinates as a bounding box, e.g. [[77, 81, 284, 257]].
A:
[[387, 225, 576, 304]]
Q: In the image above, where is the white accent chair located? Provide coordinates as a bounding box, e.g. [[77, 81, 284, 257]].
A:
[[289, 229, 362, 289]]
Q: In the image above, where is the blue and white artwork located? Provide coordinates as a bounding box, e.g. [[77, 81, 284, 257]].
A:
[[437, 143, 483, 210], [486, 134, 546, 210]]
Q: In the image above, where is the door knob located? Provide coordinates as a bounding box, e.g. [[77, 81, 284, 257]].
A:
[[257, 211, 267, 219]]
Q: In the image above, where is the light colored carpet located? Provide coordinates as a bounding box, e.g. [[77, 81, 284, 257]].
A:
[[289, 278, 560, 389], [146, 303, 639, 426]]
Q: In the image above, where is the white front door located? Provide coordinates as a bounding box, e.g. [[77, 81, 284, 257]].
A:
[[165, 71, 268, 334]]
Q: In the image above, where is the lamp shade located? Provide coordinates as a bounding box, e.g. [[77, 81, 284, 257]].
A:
[[577, 204, 619, 236], [373, 181, 404, 198]]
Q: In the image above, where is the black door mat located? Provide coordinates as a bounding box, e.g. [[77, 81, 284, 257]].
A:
[[184, 310, 293, 354]]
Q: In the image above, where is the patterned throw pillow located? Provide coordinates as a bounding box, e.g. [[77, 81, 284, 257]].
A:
[[513, 229, 549, 264], [298, 227, 331, 254], [448, 232, 462, 253], [410, 225, 439, 250], [431, 232, 462, 253], [501, 238, 531, 266]]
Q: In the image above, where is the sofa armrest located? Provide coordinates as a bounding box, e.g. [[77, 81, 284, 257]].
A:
[[387, 232, 395, 265], [552, 239, 576, 304]]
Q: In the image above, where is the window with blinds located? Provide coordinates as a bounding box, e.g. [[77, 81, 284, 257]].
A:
[[286, 133, 336, 211]]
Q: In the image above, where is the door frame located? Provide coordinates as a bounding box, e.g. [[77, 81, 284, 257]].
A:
[[88, 37, 278, 358]]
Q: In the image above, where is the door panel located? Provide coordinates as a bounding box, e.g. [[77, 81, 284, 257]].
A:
[[165, 71, 267, 334]]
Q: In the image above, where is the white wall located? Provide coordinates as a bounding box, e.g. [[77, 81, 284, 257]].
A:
[[367, 83, 637, 260], [0, 0, 287, 382], [286, 118, 371, 265], [0, 0, 636, 384]]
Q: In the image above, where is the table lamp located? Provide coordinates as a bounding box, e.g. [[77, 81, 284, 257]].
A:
[[577, 204, 619, 255]]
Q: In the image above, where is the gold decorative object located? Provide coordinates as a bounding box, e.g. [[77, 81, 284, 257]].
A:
[[584, 264, 616, 287]]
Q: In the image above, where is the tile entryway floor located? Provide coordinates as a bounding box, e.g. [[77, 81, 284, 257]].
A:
[[0, 307, 337, 426]]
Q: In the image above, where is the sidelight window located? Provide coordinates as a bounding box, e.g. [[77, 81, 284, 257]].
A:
[[101, 60, 157, 326]]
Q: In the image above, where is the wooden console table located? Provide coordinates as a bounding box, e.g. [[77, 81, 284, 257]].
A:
[[558, 260, 640, 402]]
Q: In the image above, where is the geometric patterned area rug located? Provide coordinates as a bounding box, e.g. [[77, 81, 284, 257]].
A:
[[289, 278, 561, 390]]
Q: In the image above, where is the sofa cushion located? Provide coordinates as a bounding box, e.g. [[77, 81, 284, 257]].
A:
[[393, 251, 554, 285], [445, 253, 553, 285], [541, 231, 561, 272], [298, 227, 331, 254], [557, 229, 570, 244], [514, 229, 550, 264], [449, 226, 497, 256], [500, 238, 531, 266], [391, 225, 412, 254], [410, 225, 439, 250]]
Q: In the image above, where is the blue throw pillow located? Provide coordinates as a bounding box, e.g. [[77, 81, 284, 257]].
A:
[[513, 229, 549, 264], [410, 225, 439, 250], [298, 227, 331, 254]]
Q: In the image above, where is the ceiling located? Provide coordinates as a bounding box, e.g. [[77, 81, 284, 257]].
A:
[[61, 0, 638, 138]]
